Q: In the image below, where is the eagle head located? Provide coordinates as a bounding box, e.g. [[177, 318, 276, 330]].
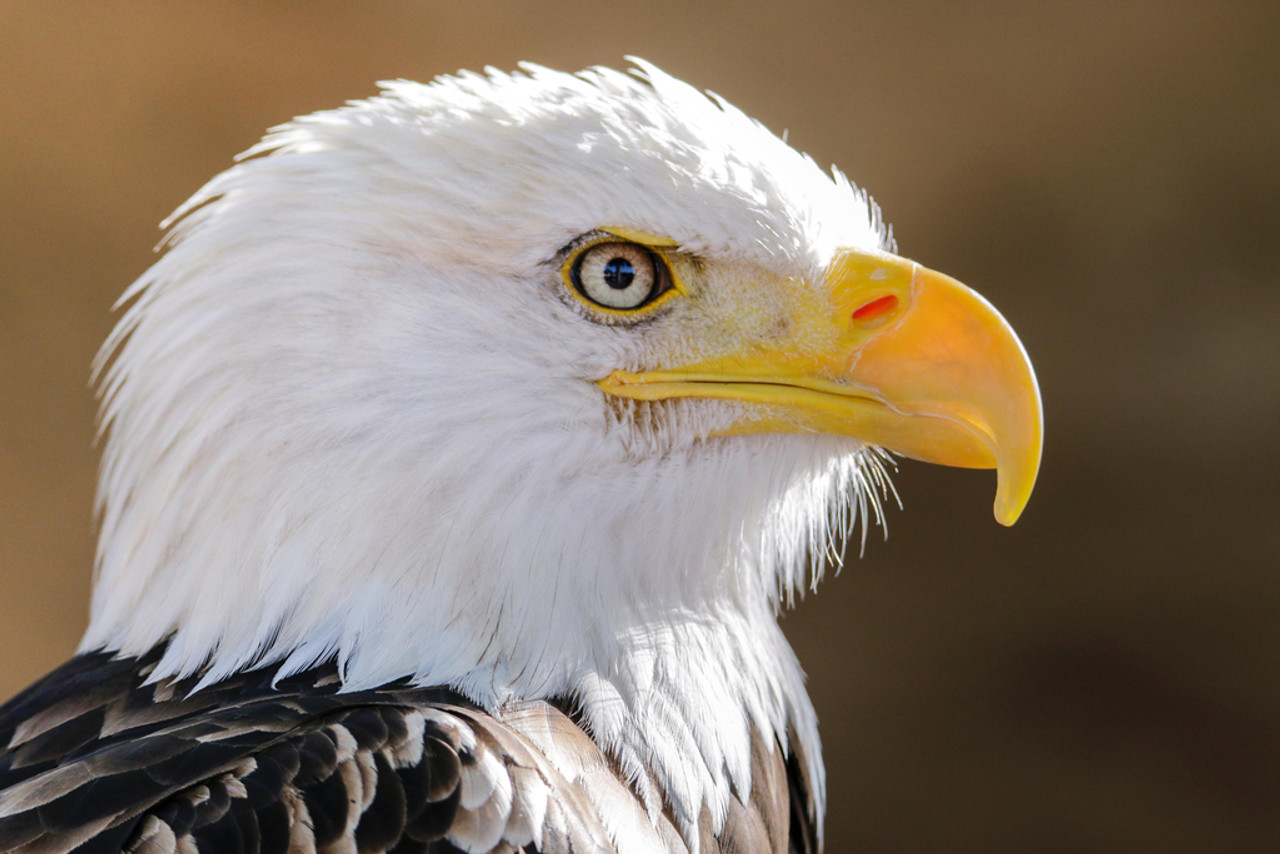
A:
[[83, 60, 1041, 837]]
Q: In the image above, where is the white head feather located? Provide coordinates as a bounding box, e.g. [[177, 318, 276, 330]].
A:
[[84, 60, 895, 844]]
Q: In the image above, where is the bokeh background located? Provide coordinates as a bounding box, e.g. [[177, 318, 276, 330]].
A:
[[2, 2, 1277, 850]]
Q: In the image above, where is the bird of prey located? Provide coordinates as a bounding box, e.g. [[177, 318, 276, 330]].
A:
[[0, 61, 1041, 853]]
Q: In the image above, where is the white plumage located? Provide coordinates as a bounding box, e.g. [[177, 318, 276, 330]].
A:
[[1, 60, 1040, 852]]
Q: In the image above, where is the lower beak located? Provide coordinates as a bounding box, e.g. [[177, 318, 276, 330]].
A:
[[598, 248, 1043, 526]]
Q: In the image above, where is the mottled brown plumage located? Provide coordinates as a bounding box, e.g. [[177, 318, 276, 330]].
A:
[[0, 646, 815, 853]]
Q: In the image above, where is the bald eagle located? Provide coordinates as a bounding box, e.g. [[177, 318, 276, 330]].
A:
[[0, 62, 1040, 853]]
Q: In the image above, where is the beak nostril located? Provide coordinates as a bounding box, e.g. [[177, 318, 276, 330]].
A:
[[852, 294, 899, 323]]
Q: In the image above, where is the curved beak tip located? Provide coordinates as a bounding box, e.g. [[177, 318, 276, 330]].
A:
[[991, 409, 1043, 526], [994, 479, 1033, 526]]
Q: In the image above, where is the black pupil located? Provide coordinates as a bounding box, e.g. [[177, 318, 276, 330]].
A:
[[602, 256, 636, 290]]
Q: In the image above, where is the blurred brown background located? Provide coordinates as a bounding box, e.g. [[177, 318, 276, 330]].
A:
[[2, 2, 1277, 850]]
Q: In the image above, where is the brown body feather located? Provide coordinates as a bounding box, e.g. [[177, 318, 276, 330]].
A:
[[0, 648, 815, 853]]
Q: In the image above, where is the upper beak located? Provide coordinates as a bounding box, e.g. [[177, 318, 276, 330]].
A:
[[598, 248, 1043, 526]]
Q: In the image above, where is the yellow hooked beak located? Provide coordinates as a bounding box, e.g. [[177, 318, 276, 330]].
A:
[[598, 249, 1043, 525]]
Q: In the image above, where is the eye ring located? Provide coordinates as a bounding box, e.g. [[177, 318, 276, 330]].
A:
[[570, 241, 671, 311]]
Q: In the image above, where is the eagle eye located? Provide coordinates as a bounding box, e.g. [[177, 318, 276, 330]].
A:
[[570, 241, 670, 311]]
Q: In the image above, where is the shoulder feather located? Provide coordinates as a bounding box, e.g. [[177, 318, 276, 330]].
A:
[[0, 651, 811, 853]]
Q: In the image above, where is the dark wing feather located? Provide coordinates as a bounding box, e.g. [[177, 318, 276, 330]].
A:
[[0, 648, 812, 853], [782, 726, 819, 854]]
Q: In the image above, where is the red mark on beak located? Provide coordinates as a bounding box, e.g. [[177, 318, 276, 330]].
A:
[[852, 294, 899, 322]]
